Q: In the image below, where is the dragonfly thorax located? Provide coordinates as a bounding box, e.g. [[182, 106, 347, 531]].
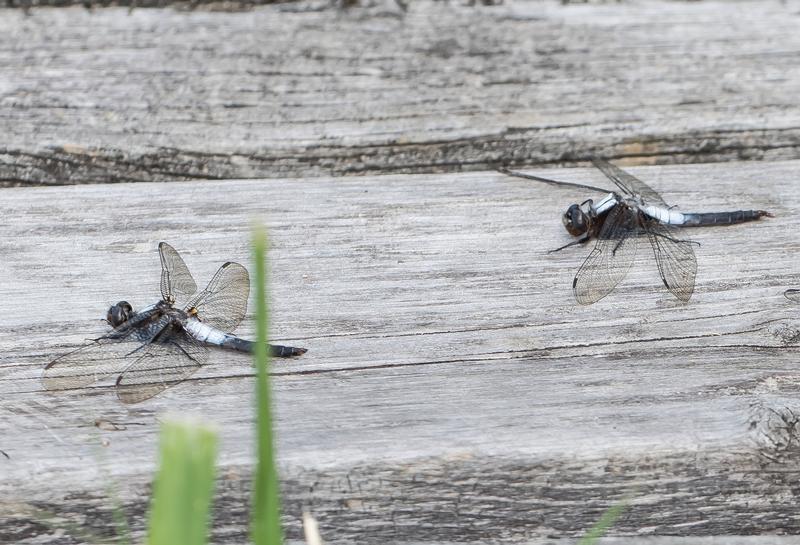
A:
[[591, 192, 621, 215]]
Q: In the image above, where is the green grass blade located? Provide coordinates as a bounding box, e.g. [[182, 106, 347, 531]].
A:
[[147, 420, 218, 545], [250, 226, 284, 545], [577, 499, 628, 545]]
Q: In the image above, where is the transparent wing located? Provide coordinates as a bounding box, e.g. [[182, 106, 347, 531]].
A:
[[116, 331, 209, 404], [592, 159, 668, 206], [785, 289, 800, 304], [645, 220, 697, 303], [497, 168, 610, 194], [43, 337, 149, 392], [573, 205, 640, 305], [159, 242, 197, 305], [184, 262, 250, 332], [43, 311, 169, 392]]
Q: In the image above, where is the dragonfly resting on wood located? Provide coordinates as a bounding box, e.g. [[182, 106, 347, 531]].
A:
[[499, 159, 772, 304], [43, 242, 306, 403]]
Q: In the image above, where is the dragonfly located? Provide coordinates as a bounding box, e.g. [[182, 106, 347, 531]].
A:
[[43, 242, 307, 403], [499, 159, 772, 304]]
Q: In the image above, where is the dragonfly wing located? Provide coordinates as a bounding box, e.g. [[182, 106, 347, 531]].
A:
[[43, 337, 149, 392], [497, 168, 611, 194], [42, 311, 169, 392], [159, 242, 198, 305], [185, 262, 250, 332], [573, 205, 640, 305], [591, 159, 668, 206], [116, 331, 209, 404], [645, 220, 697, 303]]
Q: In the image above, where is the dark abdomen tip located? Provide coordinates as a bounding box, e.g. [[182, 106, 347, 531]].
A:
[[270, 344, 308, 358]]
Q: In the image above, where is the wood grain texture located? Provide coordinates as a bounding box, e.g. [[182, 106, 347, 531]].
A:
[[0, 0, 285, 7], [1, 160, 799, 543], [2, 0, 800, 185]]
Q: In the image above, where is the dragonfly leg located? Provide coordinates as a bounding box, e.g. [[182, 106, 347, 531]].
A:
[[119, 318, 173, 358], [548, 235, 592, 254]]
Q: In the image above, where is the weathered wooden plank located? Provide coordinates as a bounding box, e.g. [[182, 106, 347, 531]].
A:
[[1, 160, 799, 543], [0, 0, 287, 7], [2, 1, 800, 185]]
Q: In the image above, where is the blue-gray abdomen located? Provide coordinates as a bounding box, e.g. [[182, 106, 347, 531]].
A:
[[681, 210, 770, 226]]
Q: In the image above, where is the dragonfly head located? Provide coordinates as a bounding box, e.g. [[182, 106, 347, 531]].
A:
[[562, 203, 590, 237], [107, 301, 134, 328]]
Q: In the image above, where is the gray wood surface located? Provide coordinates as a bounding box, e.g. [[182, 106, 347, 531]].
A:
[[3, 0, 800, 184], [1, 159, 799, 543]]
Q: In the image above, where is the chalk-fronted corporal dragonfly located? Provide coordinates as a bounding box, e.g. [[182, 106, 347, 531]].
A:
[[43, 242, 306, 403], [500, 159, 771, 304]]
